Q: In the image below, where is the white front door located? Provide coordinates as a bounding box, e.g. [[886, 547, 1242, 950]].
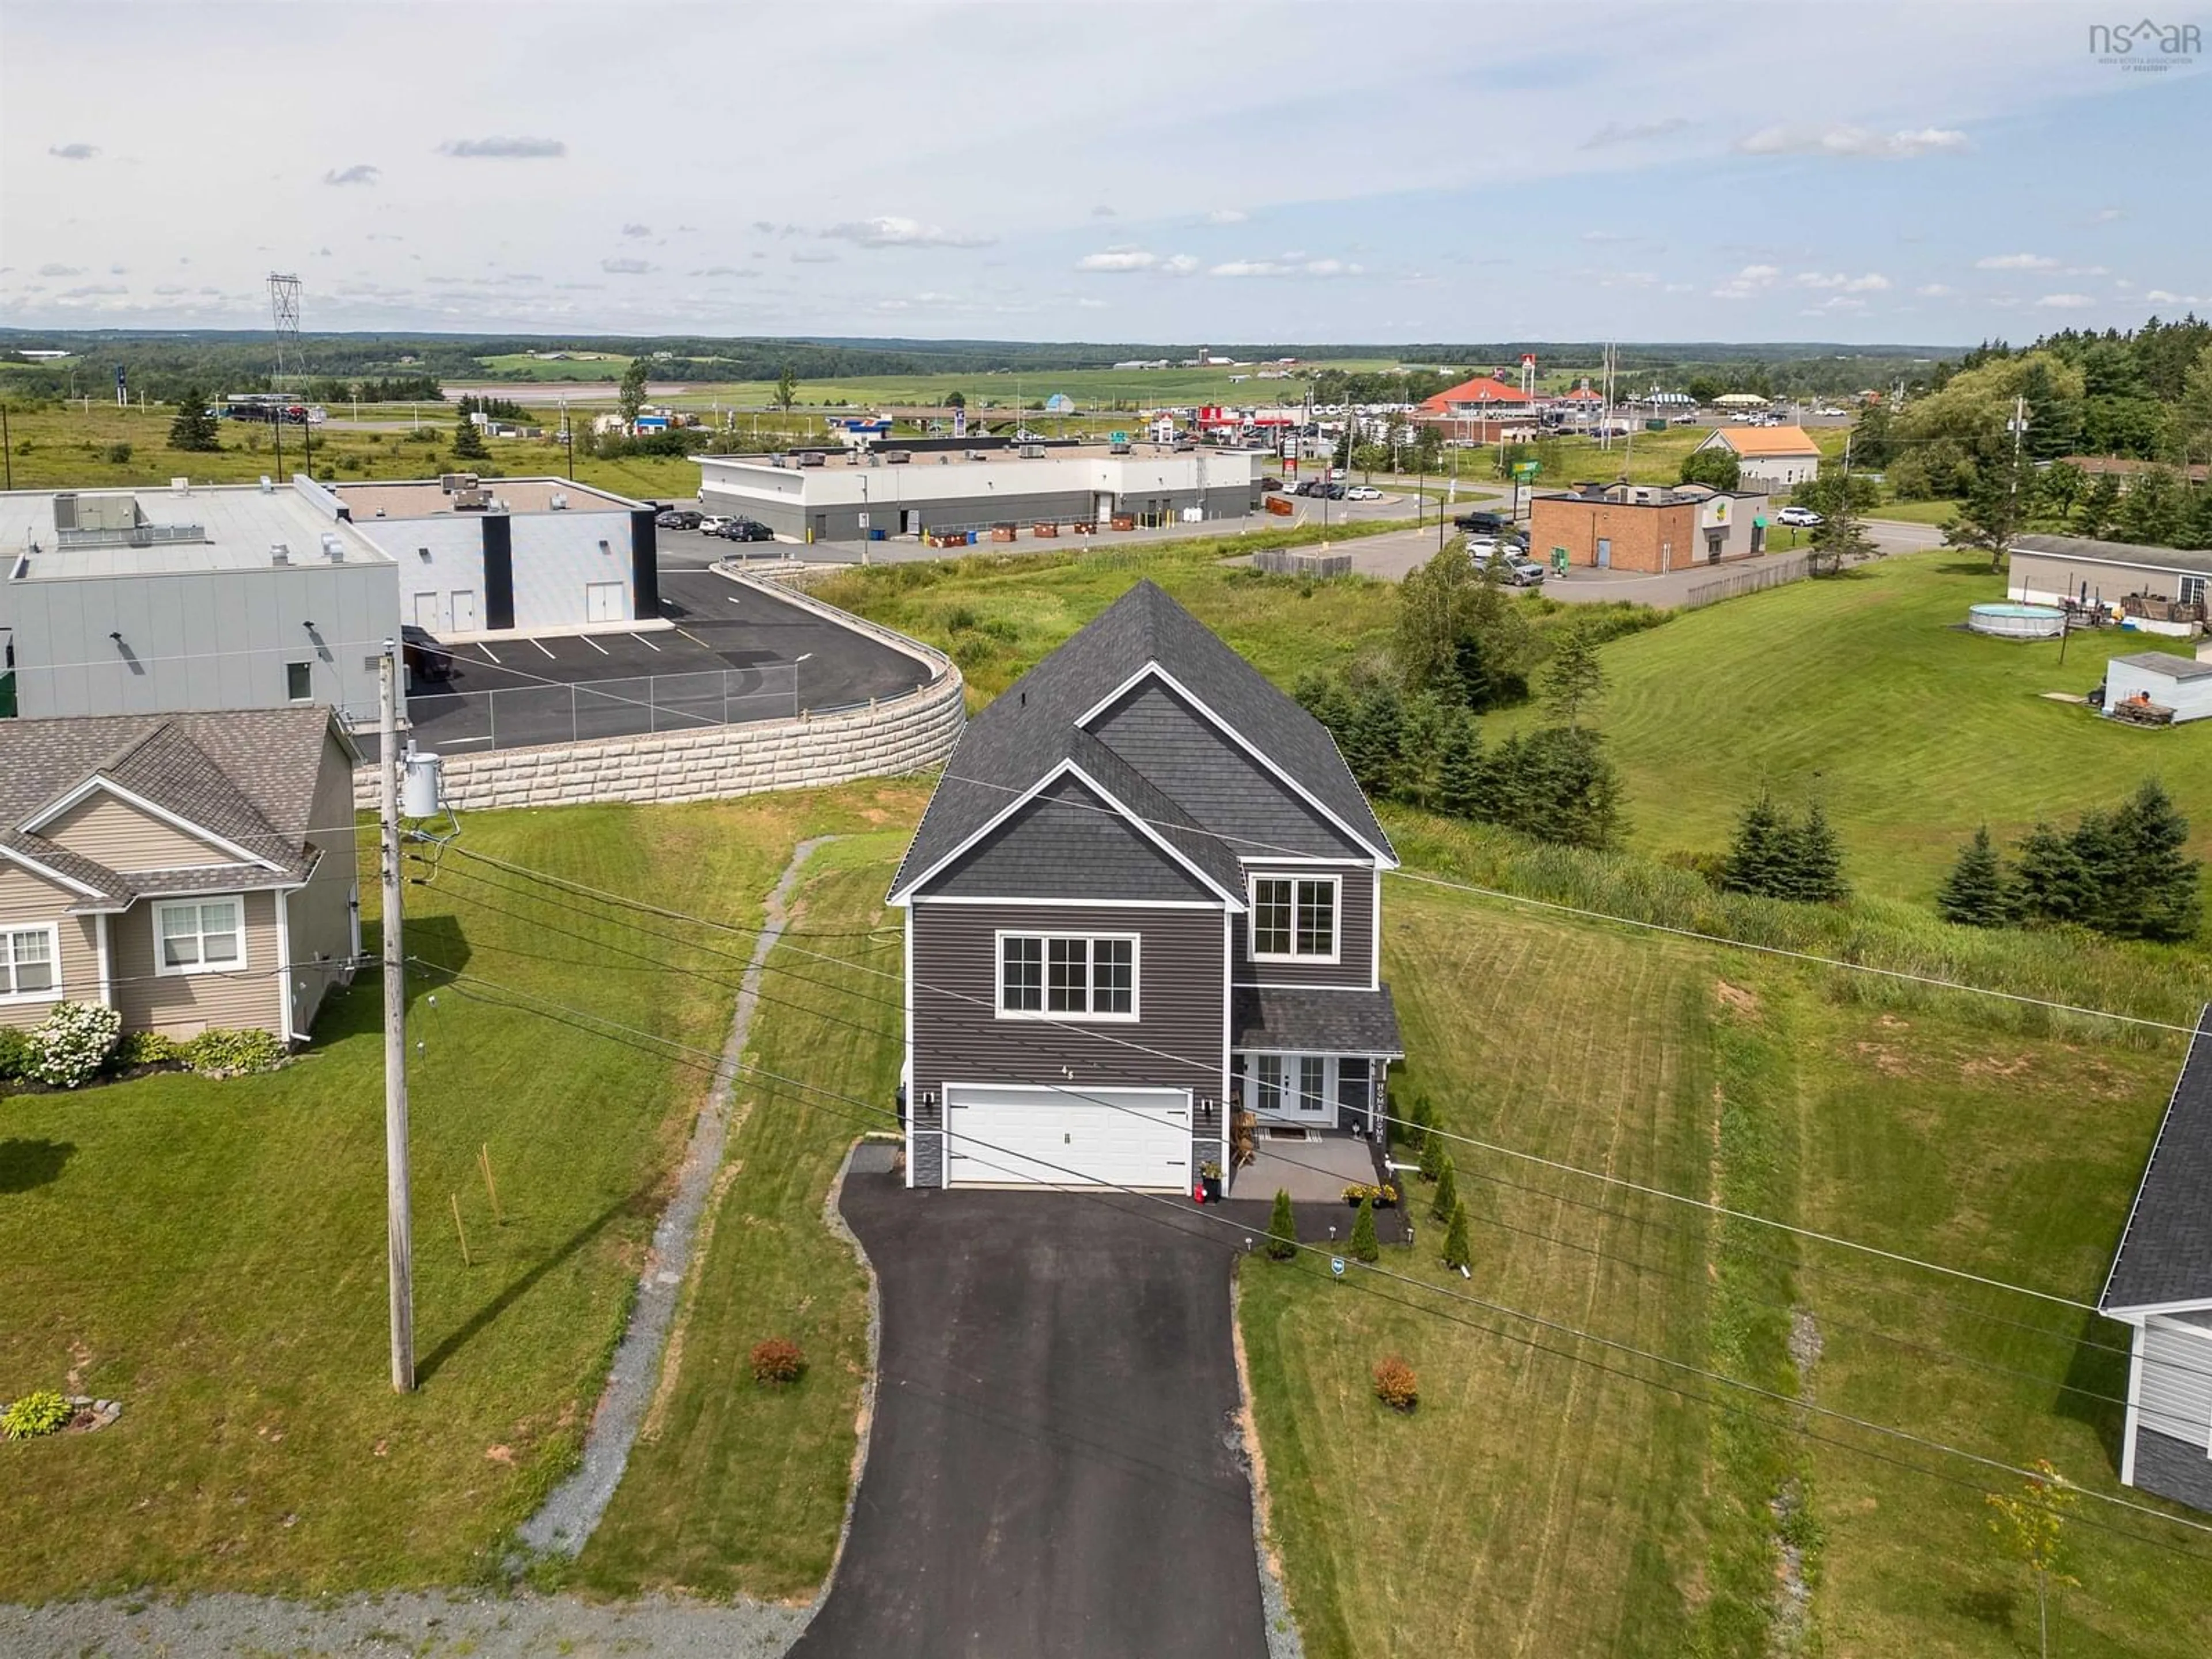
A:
[[585, 580, 624, 623], [450, 589, 478, 631], [943, 1084, 1191, 1190], [1249, 1053, 1334, 1120]]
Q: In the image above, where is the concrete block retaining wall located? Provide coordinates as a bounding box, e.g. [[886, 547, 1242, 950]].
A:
[[355, 574, 964, 811]]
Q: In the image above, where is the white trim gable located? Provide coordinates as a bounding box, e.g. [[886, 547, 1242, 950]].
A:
[[1074, 661, 1397, 868], [888, 757, 1247, 910], [23, 775, 283, 872]]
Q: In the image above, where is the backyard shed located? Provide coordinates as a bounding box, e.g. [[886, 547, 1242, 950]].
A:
[[2105, 653, 2212, 725]]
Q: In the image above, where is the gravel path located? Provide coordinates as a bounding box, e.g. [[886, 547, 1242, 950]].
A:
[[517, 835, 834, 1557]]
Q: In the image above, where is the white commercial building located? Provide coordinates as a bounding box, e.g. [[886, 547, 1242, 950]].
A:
[[696, 440, 1266, 543]]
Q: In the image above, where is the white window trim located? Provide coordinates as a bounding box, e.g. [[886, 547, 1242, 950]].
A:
[[0, 921, 63, 1005], [151, 893, 249, 978], [1247, 872, 1342, 965], [993, 929, 1142, 1024]]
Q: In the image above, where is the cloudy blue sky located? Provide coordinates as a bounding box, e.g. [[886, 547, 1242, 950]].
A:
[[2, 1, 2206, 344]]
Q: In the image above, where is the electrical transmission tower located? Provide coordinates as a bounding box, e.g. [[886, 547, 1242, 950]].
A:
[[268, 272, 302, 388]]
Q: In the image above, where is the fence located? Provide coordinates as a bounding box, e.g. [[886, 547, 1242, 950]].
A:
[[397, 664, 801, 755], [1680, 551, 1812, 611]]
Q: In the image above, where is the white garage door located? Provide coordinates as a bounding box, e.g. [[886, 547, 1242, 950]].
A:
[[944, 1085, 1191, 1191]]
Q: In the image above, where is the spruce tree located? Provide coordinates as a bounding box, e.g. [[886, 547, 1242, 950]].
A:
[[1430, 1155, 1460, 1223], [1721, 790, 1790, 897], [1340, 683, 1406, 799], [1266, 1188, 1299, 1260], [450, 406, 490, 461], [1937, 825, 2013, 927], [1349, 1195, 1380, 1264], [1442, 1200, 1474, 1271], [1418, 1126, 1445, 1182], [2112, 778, 2202, 941], [2012, 821, 2088, 924], [168, 388, 221, 452], [1782, 801, 1849, 903], [1437, 713, 1488, 821]]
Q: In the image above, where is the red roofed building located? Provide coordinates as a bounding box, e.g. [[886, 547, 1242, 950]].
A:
[[1414, 374, 1534, 444]]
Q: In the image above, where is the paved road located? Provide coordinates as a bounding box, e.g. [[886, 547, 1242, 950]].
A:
[[796, 1176, 1266, 1659]]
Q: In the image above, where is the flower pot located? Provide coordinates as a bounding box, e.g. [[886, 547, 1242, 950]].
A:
[[1202, 1175, 1222, 1203]]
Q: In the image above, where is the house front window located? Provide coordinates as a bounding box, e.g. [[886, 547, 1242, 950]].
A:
[[1250, 875, 1338, 961], [1, 924, 59, 1001], [154, 896, 246, 975], [998, 932, 1138, 1021]]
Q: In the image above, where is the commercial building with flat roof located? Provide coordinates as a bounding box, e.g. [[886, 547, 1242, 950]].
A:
[[1530, 482, 1771, 573], [695, 442, 1266, 544], [1, 480, 400, 724]]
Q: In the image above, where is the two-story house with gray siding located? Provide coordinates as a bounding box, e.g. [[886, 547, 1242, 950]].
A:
[[2100, 1006, 2212, 1514], [887, 579, 1402, 1191]]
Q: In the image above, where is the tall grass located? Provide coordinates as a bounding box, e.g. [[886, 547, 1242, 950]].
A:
[[1386, 809, 2207, 1047]]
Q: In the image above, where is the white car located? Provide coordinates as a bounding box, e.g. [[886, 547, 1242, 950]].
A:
[[1777, 506, 1824, 528], [1346, 485, 1382, 501]]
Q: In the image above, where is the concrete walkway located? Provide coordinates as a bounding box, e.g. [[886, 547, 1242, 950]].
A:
[[517, 835, 835, 1556]]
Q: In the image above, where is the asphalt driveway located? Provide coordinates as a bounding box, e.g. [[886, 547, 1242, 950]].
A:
[[795, 1175, 1266, 1659]]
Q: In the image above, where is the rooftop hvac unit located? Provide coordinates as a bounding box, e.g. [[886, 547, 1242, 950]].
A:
[[881, 450, 911, 465], [321, 533, 345, 562], [452, 485, 491, 511], [440, 472, 480, 493], [171, 478, 191, 495], [550, 492, 568, 510], [1018, 444, 1045, 459], [798, 452, 826, 468], [1109, 441, 1132, 454], [259, 475, 274, 494], [270, 542, 291, 566], [53, 493, 78, 531]]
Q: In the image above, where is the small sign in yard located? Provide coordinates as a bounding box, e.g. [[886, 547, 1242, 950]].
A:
[[1330, 1256, 1346, 1280]]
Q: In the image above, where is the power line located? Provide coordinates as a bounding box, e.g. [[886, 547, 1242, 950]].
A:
[[407, 953, 2212, 1556]]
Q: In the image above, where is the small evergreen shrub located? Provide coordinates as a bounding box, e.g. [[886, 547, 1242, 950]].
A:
[[1, 1389, 71, 1440], [1266, 1188, 1299, 1260], [0, 1026, 32, 1081], [1349, 1195, 1380, 1263], [182, 1028, 287, 1079], [1372, 1355, 1419, 1411], [1442, 1200, 1474, 1271], [1418, 1128, 1445, 1182], [1430, 1156, 1460, 1223], [31, 1002, 121, 1088], [749, 1338, 806, 1385], [111, 1030, 180, 1071]]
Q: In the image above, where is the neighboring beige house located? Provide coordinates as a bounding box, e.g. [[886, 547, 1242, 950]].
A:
[[1692, 423, 1824, 489], [0, 707, 361, 1043]]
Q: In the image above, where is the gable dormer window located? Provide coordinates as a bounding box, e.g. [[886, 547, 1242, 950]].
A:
[[1249, 875, 1338, 962]]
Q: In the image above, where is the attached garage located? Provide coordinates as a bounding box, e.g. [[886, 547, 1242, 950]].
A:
[[944, 1084, 1191, 1190]]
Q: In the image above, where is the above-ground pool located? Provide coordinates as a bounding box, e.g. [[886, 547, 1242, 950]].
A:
[[1968, 602, 2066, 639]]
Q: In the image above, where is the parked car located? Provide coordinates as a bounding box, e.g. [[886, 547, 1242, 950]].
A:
[[655, 507, 704, 530], [1777, 506, 1824, 528], [1499, 554, 1547, 586], [1293, 479, 1319, 497], [1455, 509, 1509, 535], [1259, 476, 1284, 493], [400, 624, 453, 692], [697, 515, 734, 535], [716, 517, 776, 543], [1319, 483, 1348, 499], [1346, 484, 1382, 501]]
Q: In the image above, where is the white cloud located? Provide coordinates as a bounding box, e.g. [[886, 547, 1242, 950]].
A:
[[820, 215, 992, 248], [1711, 263, 1781, 299], [2064, 264, 2109, 276], [1090, 204, 1116, 218], [323, 164, 378, 186], [1581, 117, 1689, 150], [1208, 255, 1363, 278], [37, 262, 84, 277], [2036, 293, 2096, 308], [1976, 252, 2058, 270], [1161, 253, 1200, 275], [1206, 208, 1248, 224], [1078, 248, 1165, 272], [600, 256, 653, 275], [2145, 289, 2206, 305], [47, 142, 97, 161], [1737, 124, 1967, 159], [691, 266, 753, 278], [791, 249, 838, 264], [1581, 230, 1633, 244], [439, 135, 566, 158], [1077, 297, 1108, 308], [1600, 271, 1660, 289], [1796, 271, 1891, 292], [1802, 296, 1869, 313], [622, 222, 652, 238], [2089, 207, 2124, 224], [1916, 283, 1957, 297]]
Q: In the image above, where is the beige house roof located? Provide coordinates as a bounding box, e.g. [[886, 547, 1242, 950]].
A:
[[1709, 425, 1821, 459]]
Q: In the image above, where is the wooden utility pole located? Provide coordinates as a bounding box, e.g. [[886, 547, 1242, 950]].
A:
[[378, 646, 416, 1392]]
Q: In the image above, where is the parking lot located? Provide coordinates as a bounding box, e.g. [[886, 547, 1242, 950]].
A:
[[363, 569, 932, 760]]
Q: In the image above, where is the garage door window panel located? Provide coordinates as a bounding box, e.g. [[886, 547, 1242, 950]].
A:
[[997, 931, 1139, 1021]]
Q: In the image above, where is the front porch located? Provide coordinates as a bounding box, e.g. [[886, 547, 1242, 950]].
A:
[[1219, 1126, 1411, 1246]]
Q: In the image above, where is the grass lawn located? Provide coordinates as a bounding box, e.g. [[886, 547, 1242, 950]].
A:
[[1872, 497, 1963, 528], [0, 783, 917, 1602], [574, 834, 907, 1600], [1239, 878, 2210, 1659], [1487, 549, 2212, 902]]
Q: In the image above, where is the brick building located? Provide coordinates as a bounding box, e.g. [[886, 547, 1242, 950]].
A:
[[1530, 483, 1771, 573]]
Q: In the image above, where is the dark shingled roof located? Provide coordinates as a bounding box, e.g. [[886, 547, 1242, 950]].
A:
[[0, 708, 343, 907], [891, 579, 1391, 899], [2102, 1006, 2212, 1312], [1233, 985, 1403, 1056]]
